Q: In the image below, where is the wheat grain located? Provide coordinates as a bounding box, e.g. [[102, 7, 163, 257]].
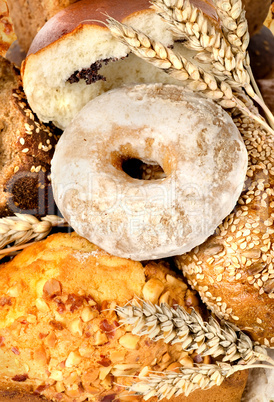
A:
[[127, 362, 273, 399], [115, 300, 274, 366], [106, 17, 274, 135], [0, 214, 66, 250], [150, 0, 274, 128], [150, 0, 255, 96], [213, 0, 249, 53]]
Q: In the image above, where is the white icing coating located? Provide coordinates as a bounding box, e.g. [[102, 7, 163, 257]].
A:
[[51, 84, 248, 260]]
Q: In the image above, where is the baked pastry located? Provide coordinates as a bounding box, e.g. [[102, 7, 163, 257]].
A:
[[21, 0, 269, 130], [175, 111, 274, 347], [7, 0, 270, 53], [0, 55, 60, 217], [21, 0, 181, 129], [0, 0, 17, 56], [51, 83, 248, 260], [0, 232, 248, 402]]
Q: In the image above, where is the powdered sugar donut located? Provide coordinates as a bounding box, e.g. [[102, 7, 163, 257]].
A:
[[51, 84, 248, 260]]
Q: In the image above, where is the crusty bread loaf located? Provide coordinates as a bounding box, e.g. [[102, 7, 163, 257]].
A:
[[6, 0, 77, 53], [0, 55, 60, 217], [0, 232, 248, 401], [7, 0, 270, 53]]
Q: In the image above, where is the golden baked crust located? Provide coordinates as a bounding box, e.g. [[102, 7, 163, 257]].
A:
[[0, 232, 248, 401], [7, 0, 269, 53], [0, 56, 60, 217], [0, 0, 16, 56], [176, 113, 274, 347]]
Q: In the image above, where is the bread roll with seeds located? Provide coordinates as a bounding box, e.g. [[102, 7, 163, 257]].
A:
[[0, 232, 248, 402], [176, 113, 274, 348], [0, 56, 60, 217]]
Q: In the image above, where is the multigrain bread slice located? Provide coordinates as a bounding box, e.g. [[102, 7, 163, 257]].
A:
[[0, 56, 60, 217], [0, 232, 248, 402]]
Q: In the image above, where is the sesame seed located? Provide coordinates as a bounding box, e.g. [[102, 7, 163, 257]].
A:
[[264, 338, 270, 347], [216, 274, 222, 282], [14, 166, 19, 173], [22, 148, 29, 153], [19, 138, 25, 145]]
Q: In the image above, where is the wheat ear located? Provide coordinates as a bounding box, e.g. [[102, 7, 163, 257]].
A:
[[127, 362, 273, 399], [0, 214, 66, 251], [115, 300, 274, 367], [150, 0, 274, 129], [106, 17, 274, 136], [212, 0, 274, 127]]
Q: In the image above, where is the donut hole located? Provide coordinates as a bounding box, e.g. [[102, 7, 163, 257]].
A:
[[122, 158, 166, 180]]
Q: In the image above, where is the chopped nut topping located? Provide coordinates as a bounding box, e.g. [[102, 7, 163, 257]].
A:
[[36, 298, 50, 312], [166, 274, 188, 289], [49, 320, 64, 331], [68, 318, 83, 336], [94, 330, 109, 345], [65, 351, 82, 367], [43, 279, 62, 298], [81, 306, 98, 322], [49, 370, 63, 381], [11, 347, 20, 355], [0, 296, 12, 306], [98, 357, 111, 367], [142, 278, 165, 304], [119, 333, 140, 350], [12, 374, 28, 382], [67, 293, 84, 312]]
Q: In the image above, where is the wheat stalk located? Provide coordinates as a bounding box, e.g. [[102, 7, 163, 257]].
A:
[[115, 300, 274, 367], [150, 0, 274, 129], [0, 214, 66, 251], [126, 362, 273, 399], [212, 0, 274, 127], [151, 0, 244, 79], [106, 17, 274, 136]]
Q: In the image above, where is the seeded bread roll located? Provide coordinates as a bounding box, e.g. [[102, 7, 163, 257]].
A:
[[0, 232, 248, 402], [0, 56, 60, 217], [175, 112, 274, 348]]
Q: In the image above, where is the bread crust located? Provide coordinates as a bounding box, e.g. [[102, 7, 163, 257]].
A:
[[0, 56, 60, 217], [7, 0, 269, 54], [0, 370, 249, 402]]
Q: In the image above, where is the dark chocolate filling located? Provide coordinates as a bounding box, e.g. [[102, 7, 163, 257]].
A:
[[67, 56, 129, 85], [67, 58, 112, 85]]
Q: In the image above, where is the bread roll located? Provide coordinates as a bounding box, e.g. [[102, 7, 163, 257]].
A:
[[175, 112, 274, 347], [0, 232, 248, 401], [7, 0, 269, 53], [0, 56, 60, 217], [21, 0, 182, 129]]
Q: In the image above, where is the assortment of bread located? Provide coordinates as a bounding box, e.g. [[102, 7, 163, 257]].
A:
[[0, 0, 274, 401]]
